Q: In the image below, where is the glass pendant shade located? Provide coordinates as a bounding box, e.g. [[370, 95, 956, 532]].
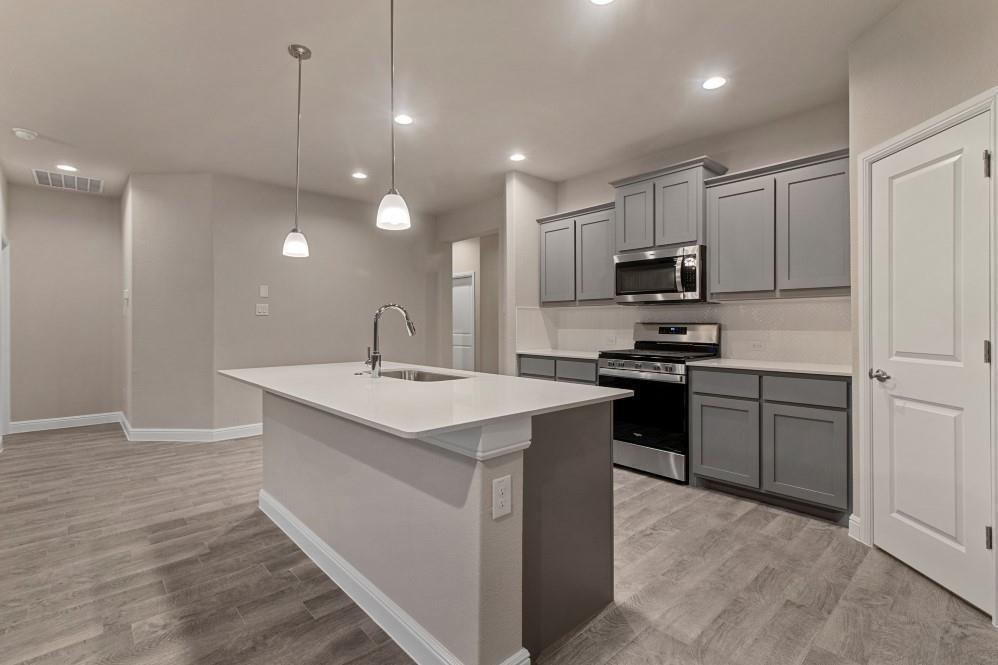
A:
[[282, 230, 310, 257], [376, 191, 411, 230]]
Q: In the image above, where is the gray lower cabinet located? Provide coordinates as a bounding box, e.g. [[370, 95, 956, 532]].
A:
[[706, 174, 776, 294], [762, 403, 849, 510], [690, 394, 760, 489], [539, 218, 576, 302], [518, 354, 597, 384], [575, 209, 615, 301], [776, 158, 849, 290]]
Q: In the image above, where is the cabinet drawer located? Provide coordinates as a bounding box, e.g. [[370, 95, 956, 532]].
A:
[[763, 375, 848, 408], [519, 356, 555, 378], [556, 359, 597, 383], [691, 370, 759, 399]]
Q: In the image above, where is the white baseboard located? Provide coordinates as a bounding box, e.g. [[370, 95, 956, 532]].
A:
[[848, 514, 868, 545], [260, 490, 529, 665], [8, 411, 124, 434], [7, 411, 260, 444]]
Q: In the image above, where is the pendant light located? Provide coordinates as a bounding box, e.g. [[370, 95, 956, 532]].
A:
[[376, 0, 411, 231], [283, 44, 311, 257]]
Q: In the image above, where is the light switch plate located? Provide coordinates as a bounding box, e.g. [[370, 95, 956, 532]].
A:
[[492, 475, 512, 519], [255, 303, 269, 316], [259, 285, 269, 298]]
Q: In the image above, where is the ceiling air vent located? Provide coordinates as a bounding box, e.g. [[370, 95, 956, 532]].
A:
[[32, 169, 104, 194]]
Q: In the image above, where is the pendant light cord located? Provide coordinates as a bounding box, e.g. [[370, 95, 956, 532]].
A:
[[294, 51, 303, 232], [390, 0, 396, 193]]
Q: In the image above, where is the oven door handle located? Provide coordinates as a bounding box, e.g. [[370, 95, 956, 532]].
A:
[[598, 368, 686, 384]]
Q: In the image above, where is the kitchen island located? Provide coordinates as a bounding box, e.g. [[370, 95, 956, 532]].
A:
[[220, 362, 631, 665]]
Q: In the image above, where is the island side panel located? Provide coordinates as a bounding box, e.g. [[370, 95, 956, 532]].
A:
[[522, 401, 614, 656], [260, 392, 525, 665]]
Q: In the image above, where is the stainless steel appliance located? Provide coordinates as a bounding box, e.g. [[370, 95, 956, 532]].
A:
[[614, 244, 705, 304], [598, 323, 720, 482]]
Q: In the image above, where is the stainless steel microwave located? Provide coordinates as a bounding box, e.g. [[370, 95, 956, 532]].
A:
[[614, 245, 705, 304]]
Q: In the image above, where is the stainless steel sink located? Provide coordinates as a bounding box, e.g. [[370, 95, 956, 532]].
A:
[[380, 369, 467, 382]]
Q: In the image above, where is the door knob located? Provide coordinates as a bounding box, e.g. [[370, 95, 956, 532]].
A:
[[868, 368, 891, 382]]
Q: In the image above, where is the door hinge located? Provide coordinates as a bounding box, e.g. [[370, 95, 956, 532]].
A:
[[987, 526, 993, 550], [985, 150, 992, 177], [986, 340, 992, 364]]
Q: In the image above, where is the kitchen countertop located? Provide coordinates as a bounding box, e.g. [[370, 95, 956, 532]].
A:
[[517, 348, 601, 360], [686, 358, 852, 377], [220, 361, 631, 439]]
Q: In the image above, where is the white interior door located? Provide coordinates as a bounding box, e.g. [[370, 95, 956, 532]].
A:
[[452, 273, 475, 370], [871, 111, 993, 613]]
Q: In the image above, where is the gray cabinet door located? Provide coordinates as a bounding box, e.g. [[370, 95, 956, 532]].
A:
[[539, 219, 576, 302], [575, 209, 615, 300], [654, 168, 701, 247], [690, 394, 760, 488], [707, 175, 775, 294], [776, 158, 849, 290], [762, 403, 848, 509], [614, 180, 654, 251]]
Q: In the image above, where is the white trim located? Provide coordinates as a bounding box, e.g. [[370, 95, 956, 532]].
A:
[[419, 416, 532, 461], [120, 414, 261, 443], [8, 411, 124, 433], [0, 241, 10, 437], [847, 514, 864, 544], [856, 85, 998, 622], [260, 490, 530, 665]]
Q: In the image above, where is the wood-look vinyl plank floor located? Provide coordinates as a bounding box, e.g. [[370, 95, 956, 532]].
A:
[[2, 425, 996, 665]]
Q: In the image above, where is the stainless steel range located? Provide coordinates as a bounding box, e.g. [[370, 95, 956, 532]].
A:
[[597, 323, 720, 482]]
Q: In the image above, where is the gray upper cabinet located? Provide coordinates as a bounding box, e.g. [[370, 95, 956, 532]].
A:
[[776, 158, 850, 290], [690, 394, 761, 489], [539, 218, 576, 302], [705, 149, 849, 297], [611, 157, 727, 254], [707, 174, 776, 294], [654, 168, 701, 247], [575, 209, 615, 301], [613, 180, 654, 251]]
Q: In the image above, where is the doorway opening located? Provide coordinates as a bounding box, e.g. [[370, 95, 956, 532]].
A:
[[451, 235, 499, 373]]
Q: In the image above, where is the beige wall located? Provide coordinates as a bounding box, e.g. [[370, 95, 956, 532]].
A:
[[557, 100, 849, 213], [479, 234, 500, 374], [212, 174, 442, 428], [7, 185, 122, 421], [847, 0, 998, 522], [437, 193, 504, 244], [0, 170, 9, 438]]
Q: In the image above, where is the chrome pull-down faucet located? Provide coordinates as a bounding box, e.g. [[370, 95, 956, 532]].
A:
[[366, 303, 416, 377]]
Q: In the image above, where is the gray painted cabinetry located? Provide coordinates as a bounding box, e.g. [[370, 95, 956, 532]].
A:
[[517, 354, 598, 385], [690, 367, 850, 513], [705, 149, 849, 297], [538, 203, 615, 303], [611, 157, 727, 253]]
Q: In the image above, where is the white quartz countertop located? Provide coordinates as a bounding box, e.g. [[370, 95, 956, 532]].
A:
[[220, 362, 631, 439], [686, 358, 853, 377], [516, 348, 600, 360]]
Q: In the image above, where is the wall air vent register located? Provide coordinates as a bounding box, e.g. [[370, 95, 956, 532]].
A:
[[32, 169, 103, 194]]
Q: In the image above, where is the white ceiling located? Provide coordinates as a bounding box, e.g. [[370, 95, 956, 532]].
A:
[[0, 0, 899, 214]]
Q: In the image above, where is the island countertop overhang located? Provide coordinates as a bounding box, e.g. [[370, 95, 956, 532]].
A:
[[219, 361, 632, 441]]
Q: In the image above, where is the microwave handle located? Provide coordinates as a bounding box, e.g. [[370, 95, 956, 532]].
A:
[[674, 257, 683, 293]]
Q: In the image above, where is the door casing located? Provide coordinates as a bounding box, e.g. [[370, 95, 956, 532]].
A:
[[856, 87, 998, 625]]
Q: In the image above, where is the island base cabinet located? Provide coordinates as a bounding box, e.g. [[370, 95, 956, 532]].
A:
[[690, 394, 760, 489], [762, 403, 849, 510]]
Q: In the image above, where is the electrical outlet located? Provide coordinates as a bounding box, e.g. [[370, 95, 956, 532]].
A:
[[255, 303, 270, 316], [492, 475, 512, 519], [259, 285, 269, 298]]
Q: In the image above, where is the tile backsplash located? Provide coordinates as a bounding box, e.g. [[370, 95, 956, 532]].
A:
[[517, 297, 851, 364]]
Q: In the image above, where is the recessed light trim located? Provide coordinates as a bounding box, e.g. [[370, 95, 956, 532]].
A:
[[393, 113, 413, 125], [702, 76, 727, 90], [12, 127, 38, 141], [509, 152, 526, 162], [56, 164, 78, 172], [352, 171, 369, 179], [590, 0, 615, 4]]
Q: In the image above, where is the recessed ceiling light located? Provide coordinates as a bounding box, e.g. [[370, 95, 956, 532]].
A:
[[702, 76, 727, 90], [352, 171, 368, 179], [509, 152, 526, 162], [56, 164, 78, 172], [393, 114, 413, 125], [12, 127, 38, 141], [590, 0, 615, 4]]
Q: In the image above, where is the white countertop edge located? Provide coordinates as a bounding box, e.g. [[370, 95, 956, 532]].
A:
[[516, 348, 601, 360], [686, 358, 853, 377], [219, 363, 631, 441]]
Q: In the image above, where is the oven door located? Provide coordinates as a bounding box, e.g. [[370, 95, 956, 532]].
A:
[[598, 369, 688, 481], [614, 245, 703, 304]]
